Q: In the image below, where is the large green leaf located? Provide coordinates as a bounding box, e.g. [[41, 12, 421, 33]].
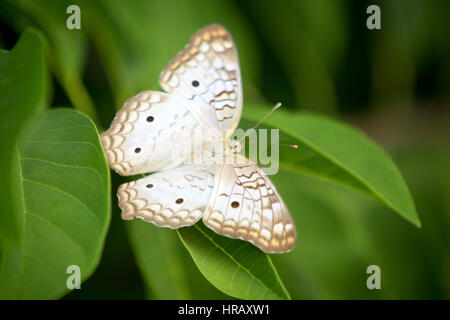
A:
[[0, 30, 46, 244], [177, 223, 290, 300], [241, 105, 420, 227], [0, 107, 110, 298], [0, 29, 110, 299]]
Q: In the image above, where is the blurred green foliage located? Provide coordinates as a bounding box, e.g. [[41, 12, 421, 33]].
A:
[[0, 0, 449, 299]]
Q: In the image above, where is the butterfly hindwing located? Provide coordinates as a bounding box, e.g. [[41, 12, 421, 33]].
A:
[[118, 164, 216, 228], [159, 24, 243, 138], [203, 154, 297, 253], [100, 91, 208, 176]]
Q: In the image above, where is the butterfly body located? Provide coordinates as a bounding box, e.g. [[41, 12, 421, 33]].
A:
[[101, 24, 297, 253]]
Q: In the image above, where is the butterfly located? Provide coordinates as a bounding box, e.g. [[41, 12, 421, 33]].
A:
[[100, 24, 297, 253]]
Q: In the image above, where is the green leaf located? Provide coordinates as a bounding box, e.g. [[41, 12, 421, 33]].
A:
[[177, 222, 290, 300], [241, 105, 420, 227], [0, 30, 46, 243], [0, 29, 110, 299], [0, 108, 111, 299]]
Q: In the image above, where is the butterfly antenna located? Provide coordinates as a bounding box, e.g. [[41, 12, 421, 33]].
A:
[[280, 144, 299, 149], [239, 102, 282, 143], [263, 142, 298, 149]]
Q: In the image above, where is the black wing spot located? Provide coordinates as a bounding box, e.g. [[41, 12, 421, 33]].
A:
[[175, 198, 184, 204], [146, 184, 153, 188], [135, 147, 141, 153], [147, 116, 154, 122], [192, 80, 200, 87], [231, 201, 240, 208]]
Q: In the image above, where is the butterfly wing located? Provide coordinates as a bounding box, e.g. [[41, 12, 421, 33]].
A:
[[118, 164, 216, 228], [159, 24, 243, 138], [100, 91, 209, 176], [203, 154, 297, 253]]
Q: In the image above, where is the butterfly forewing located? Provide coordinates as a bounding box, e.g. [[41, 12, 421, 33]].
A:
[[100, 91, 208, 176], [159, 24, 243, 138]]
